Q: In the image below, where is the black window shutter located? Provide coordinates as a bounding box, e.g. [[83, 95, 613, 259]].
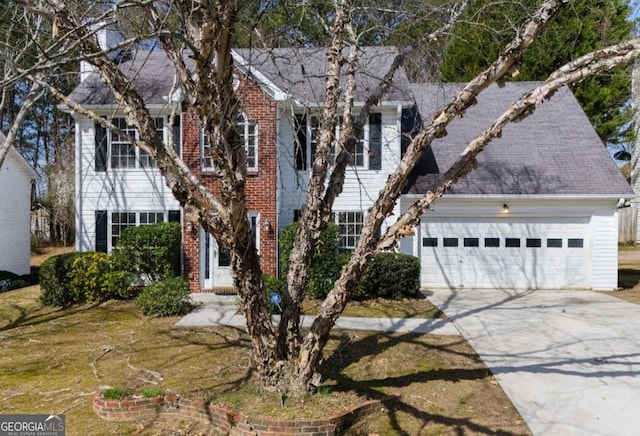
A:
[[95, 210, 108, 253], [168, 210, 181, 223], [294, 114, 307, 170], [368, 113, 382, 170], [95, 120, 107, 172], [172, 115, 181, 156]]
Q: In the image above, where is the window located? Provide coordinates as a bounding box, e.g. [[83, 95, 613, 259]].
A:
[[110, 118, 137, 169], [484, 237, 500, 247], [95, 117, 170, 171], [337, 115, 365, 167], [443, 238, 458, 247], [238, 113, 258, 170], [337, 211, 364, 249], [202, 112, 258, 171], [526, 238, 542, 248], [568, 238, 584, 248], [140, 212, 164, 225], [111, 212, 136, 248], [505, 238, 521, 248], [547, 238, 563, 248], [295, 113, 381, 170], [422, 237, 438, 247], [464, 238, 479, 247], [109, 211, 177, 249], [138, 118, 164, 168]]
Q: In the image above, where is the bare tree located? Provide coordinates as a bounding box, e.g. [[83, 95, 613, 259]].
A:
[[15, 0, 640, 394]]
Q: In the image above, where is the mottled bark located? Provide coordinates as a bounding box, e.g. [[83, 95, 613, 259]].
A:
[[23, 0, 640, 395], [294, 0, 570, 385]]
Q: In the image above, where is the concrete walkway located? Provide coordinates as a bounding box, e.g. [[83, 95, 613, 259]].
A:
[[426, 288, 640, 436], [175, 293, 459, 335]]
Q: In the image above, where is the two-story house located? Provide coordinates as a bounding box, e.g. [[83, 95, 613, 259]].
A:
[[65, 43, 632, 293]]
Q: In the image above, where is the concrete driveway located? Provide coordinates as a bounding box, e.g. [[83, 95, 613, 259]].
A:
[[426, 289, 640, 436]]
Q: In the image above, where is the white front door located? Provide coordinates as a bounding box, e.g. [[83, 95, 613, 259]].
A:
[[200, 213, 260, 290], [200, 229, 234, 290]]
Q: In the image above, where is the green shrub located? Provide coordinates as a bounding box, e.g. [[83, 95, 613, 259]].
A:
[[141, 386, 164, 398], [0, 271, 19, 281], [356, 253, 421, 300], [114, 222, 181, 282], [136, 277, 192, 317], [30, 235, 44, 255], [39, 252, 85, 307], [279, 222, 350, 299], [102, 387, 128, 400], [68, 253, 131, 303]]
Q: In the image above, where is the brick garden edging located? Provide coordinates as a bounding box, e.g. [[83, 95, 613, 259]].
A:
[[93, 391, 397, 435]]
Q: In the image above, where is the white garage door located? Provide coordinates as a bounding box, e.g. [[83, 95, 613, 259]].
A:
[[420, 217, 590, 289]]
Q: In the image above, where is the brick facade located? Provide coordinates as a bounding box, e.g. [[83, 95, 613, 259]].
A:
[[181, 76, 278, 293]]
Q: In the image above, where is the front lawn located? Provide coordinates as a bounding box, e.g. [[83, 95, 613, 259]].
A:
[[0, 285, 528, 435]]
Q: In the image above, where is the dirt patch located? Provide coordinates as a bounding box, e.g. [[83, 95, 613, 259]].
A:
[[606, 247, 640, 305], [30, 245, 74, 267]]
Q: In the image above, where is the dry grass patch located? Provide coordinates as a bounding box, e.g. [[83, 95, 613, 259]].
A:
[[0, 285, 528, 435], [303, 295, 444, 319], [610, 247, 640, 304]]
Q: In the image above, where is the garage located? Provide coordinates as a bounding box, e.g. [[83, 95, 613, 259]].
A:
[[401, 83, 633, 291], [419, 216, 590, 290]]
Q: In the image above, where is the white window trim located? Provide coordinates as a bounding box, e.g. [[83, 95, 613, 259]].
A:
[[336, 210, 364, 250], [108, 210, 170, 251], [107, 116, 166, 170], [201, 112, 259, 172], [304, 114, 370, 169]]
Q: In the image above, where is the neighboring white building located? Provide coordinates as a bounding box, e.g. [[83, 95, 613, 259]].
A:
[[65, 47, 632, 292], [0, 141, 37, 275]]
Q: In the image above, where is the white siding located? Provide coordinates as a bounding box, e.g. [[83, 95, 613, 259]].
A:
[[590, 209, 619, 290], [75, 116, 180, 252], [0, 150, 35, 275], [276, 106, 403, 229], [401, 197, 621, 291]]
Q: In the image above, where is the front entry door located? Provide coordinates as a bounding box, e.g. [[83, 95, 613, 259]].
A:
[[200, 229, 234, 290], [200, 213, 259, 290]]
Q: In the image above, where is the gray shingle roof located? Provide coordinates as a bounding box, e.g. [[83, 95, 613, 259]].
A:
[[68, 50, 185, 106], [68, 46, 412, 106], [233, 46, 412, 104], [404, 82, 633, 197]]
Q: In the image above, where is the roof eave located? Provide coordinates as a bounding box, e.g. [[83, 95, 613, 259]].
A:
[[232, 50, 288, 102], [402, 193, 636, 200]]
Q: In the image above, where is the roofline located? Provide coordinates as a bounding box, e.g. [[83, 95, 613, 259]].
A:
[[59, 103, 178, 116], [402, 193, 636, 201], [8, 146, 38, 179], [279, 100, 415, 110], [232, 50, 288, 102]]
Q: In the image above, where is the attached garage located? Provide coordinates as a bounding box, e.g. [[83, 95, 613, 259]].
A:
[[400, 197, 625, 291], [401, 83, 633, 291], [420, 216, 589, 290]]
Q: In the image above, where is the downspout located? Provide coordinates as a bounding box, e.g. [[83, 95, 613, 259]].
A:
[[275, 105, 282, 278], [74, 118, 82, 252]]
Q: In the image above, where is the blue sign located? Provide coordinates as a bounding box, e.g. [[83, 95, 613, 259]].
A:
[[270, 293, 282, 312]]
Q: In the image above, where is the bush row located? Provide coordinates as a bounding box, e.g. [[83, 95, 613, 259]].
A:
[[39, 223, 190, 316], [39, 220, 420, 316], [268, 223, 421, 301]]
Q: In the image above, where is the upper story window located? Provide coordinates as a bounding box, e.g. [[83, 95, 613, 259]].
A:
[[294, 113, 382, 171], [201, 112, 258, 172], [94, 116, 180, 172]]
